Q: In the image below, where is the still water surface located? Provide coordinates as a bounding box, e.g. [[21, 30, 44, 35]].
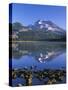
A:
[[11, 41, 66, 86]]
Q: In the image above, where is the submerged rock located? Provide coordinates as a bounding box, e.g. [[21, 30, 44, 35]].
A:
[[12, 68, 66, 86]]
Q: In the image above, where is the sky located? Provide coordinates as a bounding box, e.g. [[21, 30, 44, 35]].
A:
[[10, 3, 66, 30]]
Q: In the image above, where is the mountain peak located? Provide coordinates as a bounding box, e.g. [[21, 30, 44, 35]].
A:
[[31, 20, 65, 33]]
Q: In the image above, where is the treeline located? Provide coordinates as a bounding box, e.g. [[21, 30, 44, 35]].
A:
[[9, 22, 66, 41]]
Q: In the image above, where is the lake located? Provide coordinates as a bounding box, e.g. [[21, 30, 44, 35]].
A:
[[11, 41, 66, 86]]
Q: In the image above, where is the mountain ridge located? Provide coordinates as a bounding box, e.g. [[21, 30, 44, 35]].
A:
[[10, 20, 66, 41]]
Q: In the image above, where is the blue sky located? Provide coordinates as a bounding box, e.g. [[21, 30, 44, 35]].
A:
[[11, 3, 66, 30]]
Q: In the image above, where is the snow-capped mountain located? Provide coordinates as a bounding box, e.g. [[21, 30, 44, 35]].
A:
[[28, 20, 66, 35], [12, 20, 66, 41]]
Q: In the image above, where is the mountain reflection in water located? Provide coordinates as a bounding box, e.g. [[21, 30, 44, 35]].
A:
[[12, 41, 65, 62], [11, 41, 66, 86]]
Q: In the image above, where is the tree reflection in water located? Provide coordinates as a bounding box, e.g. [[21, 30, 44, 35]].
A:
[[11, 41, 66, 86], [12, 41, 66, 61]]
